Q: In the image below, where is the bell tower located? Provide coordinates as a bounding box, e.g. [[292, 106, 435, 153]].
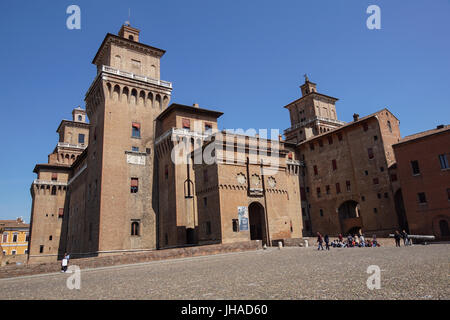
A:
[[284, 75, 345, 143]]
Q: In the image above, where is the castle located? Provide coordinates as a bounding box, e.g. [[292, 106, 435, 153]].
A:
[[28, 24, 410, 263]]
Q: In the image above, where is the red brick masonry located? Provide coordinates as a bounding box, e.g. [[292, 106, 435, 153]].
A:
[[0, 240, 262, 279]]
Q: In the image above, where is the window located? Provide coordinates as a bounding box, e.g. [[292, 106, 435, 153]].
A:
[[373, 208, 378, 213], [129, 35, 134, 41], [319, 209, 324, 217], [51, 186, 57, 195], [374, 135, 378, 141], [182, 118, 191, 129], [12, 233, 18, 242], [346, 180, 351, 192], [316, 187, 321, 198], [368, 148, 374, 159], [132, 146, 139, 152], [39, 245, 44, 253], [78, 134, 85, 144], [313, 165, 318, 176], [411, 160, 420, 175], [387, 121, 392, 133], [49, 235, 52, 241], [332, 159, 337, 171], [2, 232, 7, 243], [51, 173, 57, 181], [380, 167, 384, 172], [418, 192, 427, 204], [130, 178, 139, 193], [326, 185, 330, 195], [364, 170, 369, 176], [205, 123, 212, 132], [361, 196, 365, 201], [337, 133, 343, 141], [439, 154, 449, 169], [232, 219, 239, 232], [12, 250, 16, 255], [363, 123, 368, 131], [377, 193, 381, 199], [131, 221, 140, 236], [328, 136, 333, 145], [58, 208, 64, 218], [336, 183, 341, 194], [132, 123, 141, 138], [373, 178, 379, 185], [203, 197, 207, 206]]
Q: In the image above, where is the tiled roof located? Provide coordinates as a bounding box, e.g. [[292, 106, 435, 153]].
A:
[[0, 220, 29, 229], [394, 125, 450, 145]]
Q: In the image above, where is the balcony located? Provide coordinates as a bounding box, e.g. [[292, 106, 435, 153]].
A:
[[102, 65, 172, 89], [284, 116, 346, 134], [57, 142, 86, 149]]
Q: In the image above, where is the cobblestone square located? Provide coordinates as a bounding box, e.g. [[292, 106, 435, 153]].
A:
[[0, 244, 448, 300]]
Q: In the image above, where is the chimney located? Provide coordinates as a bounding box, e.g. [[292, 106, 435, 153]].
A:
[[193, 103, 200, 108], [437, 124, 444, 129], [353, 113, 359, 122]]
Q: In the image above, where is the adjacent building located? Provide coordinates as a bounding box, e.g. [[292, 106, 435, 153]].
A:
[[393, 125, 450, 239], [1, 218, 30, 256]]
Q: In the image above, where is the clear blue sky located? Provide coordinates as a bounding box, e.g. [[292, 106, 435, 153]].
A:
[[0, 0, 449, 222]]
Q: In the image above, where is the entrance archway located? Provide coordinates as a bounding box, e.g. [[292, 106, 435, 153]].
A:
[[338, 200, 362, 235], [394, 189, 409, 232], [248, 202, 267, 244]]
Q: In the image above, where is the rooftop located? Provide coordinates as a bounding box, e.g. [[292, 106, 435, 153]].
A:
[[393, 124, 450, 147]]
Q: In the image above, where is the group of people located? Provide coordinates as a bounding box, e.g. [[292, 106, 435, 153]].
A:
[[394, 230, 411, 247], [316, 232, 379, 250]]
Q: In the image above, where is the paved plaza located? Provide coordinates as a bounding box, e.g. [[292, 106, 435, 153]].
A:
[[0, 244, 448, 300]]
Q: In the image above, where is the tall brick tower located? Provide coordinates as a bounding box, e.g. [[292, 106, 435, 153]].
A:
[[284, 75, 345, 143], [29, 107, 89, 262], [81, 24, 173, 254]]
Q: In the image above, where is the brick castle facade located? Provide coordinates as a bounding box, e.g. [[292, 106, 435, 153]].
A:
[[28, 24, 448, 263]]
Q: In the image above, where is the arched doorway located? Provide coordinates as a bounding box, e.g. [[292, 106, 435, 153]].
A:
[[439, 220, 450, 237], [338, 200, 362, 235], [248, 202, 267, 244], [394, 189, 409, 232]]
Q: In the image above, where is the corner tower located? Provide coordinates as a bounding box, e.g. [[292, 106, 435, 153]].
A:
[[284, 75, 345, 143], [77, 24, 173, 255]]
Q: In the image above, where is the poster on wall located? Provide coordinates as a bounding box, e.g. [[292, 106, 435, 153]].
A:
[[238, 206, 249, 231]]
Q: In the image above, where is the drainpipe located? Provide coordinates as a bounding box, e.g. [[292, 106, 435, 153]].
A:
[[260, 160, 271, 246]]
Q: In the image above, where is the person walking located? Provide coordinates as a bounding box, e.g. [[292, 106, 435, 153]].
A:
[[401, 230, 409, 246], [324, 234, 330, 250], [317, 232, 324, 250], [338, 233, 343, 242], [394, 231, 401, 247], [354, 234, 360, 247], [61, 252, 70, 272]]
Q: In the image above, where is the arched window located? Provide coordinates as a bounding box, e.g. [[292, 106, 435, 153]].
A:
[[78, 115, 82, 121], [129, 35, 134, 41], [439, 220, 450, 236], [131, 221, 140, 236], [51, 186, 57, 195]]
